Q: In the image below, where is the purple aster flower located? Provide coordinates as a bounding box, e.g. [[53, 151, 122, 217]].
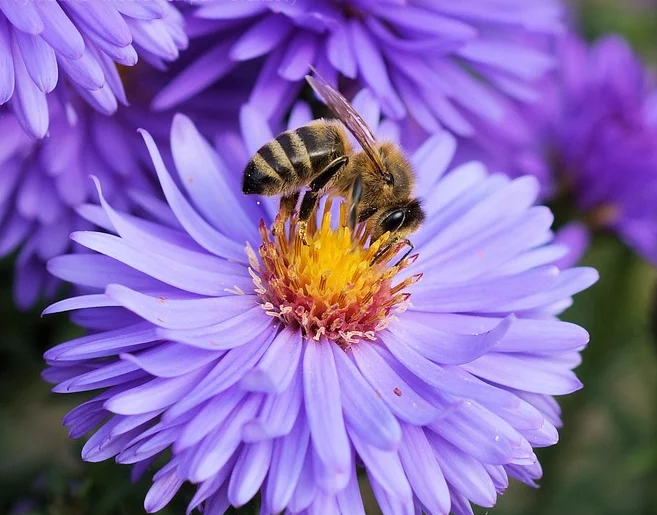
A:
[[0, 0, 187, 138], [43, 93, 597, 515], [154, 0, 561, 141], [463, 33, 657, 264]]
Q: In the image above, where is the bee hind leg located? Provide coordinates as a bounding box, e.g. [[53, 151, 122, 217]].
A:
[[348, 176, 362, 232], [279, 192, 300, 220]]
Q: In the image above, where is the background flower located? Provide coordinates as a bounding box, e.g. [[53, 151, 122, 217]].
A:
[[43, 101, 596, 514], [155, 0, 562, 143], [462, 33, 657, 264], [0, 0, 187, 138]]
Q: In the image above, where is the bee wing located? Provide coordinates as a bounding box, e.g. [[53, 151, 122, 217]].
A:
[[306, 69, 386, 176]]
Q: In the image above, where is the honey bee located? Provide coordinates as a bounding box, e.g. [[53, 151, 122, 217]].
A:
[[242, 68, 425, 262]]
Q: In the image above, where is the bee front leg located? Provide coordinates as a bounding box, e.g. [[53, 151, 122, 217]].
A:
[[371, 238, 414, 268]]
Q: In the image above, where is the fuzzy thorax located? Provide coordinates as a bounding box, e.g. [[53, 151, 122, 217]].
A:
[[248, 201, 421, 348]]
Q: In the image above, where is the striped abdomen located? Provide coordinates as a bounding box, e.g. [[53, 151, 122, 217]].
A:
[[242, 121, 349, 196]]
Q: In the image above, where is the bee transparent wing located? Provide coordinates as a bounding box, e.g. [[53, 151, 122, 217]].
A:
[[306, 70, 386, 177]]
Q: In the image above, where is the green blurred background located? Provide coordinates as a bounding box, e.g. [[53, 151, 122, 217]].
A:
[[1, 1, 657, 514]]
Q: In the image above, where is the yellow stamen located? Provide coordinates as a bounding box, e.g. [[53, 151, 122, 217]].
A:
[[249, 200, 421, 348]]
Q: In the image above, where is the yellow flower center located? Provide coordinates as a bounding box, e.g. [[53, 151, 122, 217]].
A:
[[248, 201, 422, 348]]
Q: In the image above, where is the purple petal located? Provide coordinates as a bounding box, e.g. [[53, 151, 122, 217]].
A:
[[431, 434, 497, 507], [303, 341, 351, 480], [0, 0, 44, 34], [351, 343, 440, 425], [138, 129, 246, 262], [121, 342, 220, 378], [229, 15, 292, 61], [387, 314, 513, 365], [144, 469, 183, 513], [398, 424, 450, 515], [240, 327, 301, 394], [228, 440, 273, 507], [349, 428, 411, 502], [0, 18, 15, 103], [331, 341, 401, 451], [265, 415, 310, 513], [10, 35, 48, 138], [64, 0, 132, 48], [14, 31, 57, 92]]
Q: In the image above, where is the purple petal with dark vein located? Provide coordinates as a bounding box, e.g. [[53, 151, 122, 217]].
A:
[[229, 15, 292, 61], [45, 322, 157, 361], [331, 341, 401, 451], [10, 38, 48, 138], [139, 129, 245, 261], [410, 266, 559, 312], [121, 342, 220, 378], [164, 329, 274, 419], [144, 469, 183, 513], [228, 440, 273, 507], [350, 343, 440, 425], [265, 415, 309, 513], [242, 369, 303, 441], [303, 341, 351, 478], [104, 283, 258, 330], [203, 486, 230, 515], [0, 0, 44, 34], [63, 0, 132, 47], [152, 42, 236, 110], [386, 315, 513, 365], [349, 428, 411, 502], [462, 352, 583, 395], [173, 386, 245, 452], [187, 393, 262, 483], [397, 424, 450, 515], [14, 31, 57, 92], [431, 434, 497, 507], [240, 327, 301, 393]]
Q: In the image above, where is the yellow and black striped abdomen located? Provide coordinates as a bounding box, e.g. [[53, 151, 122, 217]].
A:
[[242, 122, 348, 196]]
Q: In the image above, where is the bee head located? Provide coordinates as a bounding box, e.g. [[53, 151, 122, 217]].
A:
[[370, 199, 425, 242]]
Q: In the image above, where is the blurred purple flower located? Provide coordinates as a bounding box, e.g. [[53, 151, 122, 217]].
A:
[[0, 0, 187, 138], [464, 34, 657, 264], [44, 99, 597, 514], [155, 0, 562, 140], [0, 98, 158, 308]]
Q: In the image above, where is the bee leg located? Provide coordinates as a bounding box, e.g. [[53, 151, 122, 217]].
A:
[[298, 156, 350, 244], [310, 156, 349, 191], [279, 192, 300, 220], [348, 176, 362, 232], [371, 239, 414, 267]]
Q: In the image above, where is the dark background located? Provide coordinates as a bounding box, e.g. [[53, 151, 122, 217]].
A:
[[1, 1, 657, 514]]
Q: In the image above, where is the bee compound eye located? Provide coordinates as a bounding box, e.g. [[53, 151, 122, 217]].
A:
[[382, 209, 406, 233]]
